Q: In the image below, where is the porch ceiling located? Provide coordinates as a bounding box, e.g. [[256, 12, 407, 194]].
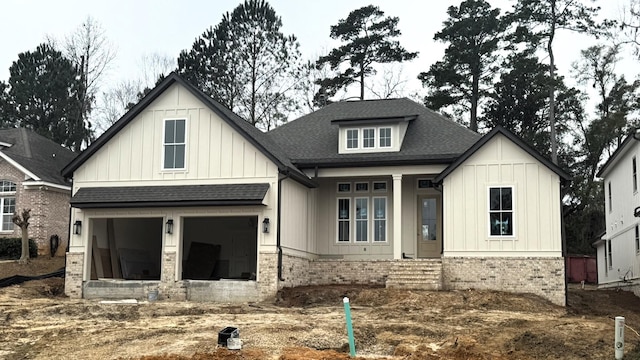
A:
[[71, 184, 269, 208]]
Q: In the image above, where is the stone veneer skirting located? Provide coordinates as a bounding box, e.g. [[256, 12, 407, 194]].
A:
[[442, 257, 566, 306]]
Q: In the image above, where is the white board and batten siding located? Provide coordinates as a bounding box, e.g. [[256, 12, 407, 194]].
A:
[[279, 179, 317, 255], [442, 134, 562, 257], [598, 140, 640, 284], [73, 83, 279, 187]]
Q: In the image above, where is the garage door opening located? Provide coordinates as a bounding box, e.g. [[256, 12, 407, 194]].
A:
[[182, 216, 258, 281], [89, 218, 163, 280]]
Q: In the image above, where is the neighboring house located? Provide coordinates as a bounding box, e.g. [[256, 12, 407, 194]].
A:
[[0, 128, 76, 256], [62, 73, 569, 305], [594, 132, 640, 294]]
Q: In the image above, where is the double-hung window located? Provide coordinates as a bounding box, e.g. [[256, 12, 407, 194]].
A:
[[608, 182, 612, 212], [163, 119, 186, 170], [489, 187, 513, 236], [0, 180, 16, 231], [355, 198, 369, 241], [338, 198, 351, 242], [373, 197, 387, 242]]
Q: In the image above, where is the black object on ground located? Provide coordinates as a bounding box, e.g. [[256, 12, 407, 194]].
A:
[[0, 267, 65, 288]]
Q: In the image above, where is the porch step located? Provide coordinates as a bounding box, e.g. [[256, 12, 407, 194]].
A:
[[386, 259, 442, 291]]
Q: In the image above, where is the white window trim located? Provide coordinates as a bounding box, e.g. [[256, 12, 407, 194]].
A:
[[0, 180, 18, 234], [344, 127, 393, 151], [372, 196, 388, 242], [346, 129, 359, 150], [379, 127, 392, 148], [487, 186, 516, 239], [161, 118, 188, 171]]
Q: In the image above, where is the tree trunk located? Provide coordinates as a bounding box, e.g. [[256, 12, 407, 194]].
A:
[[549, 0, 558, 164], [471, 70, 479, 132], [360, 70, 365, 100], [19, 227, 29, 264]]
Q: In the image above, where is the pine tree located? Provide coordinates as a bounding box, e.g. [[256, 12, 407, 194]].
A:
[[316, 5, 417, 101]]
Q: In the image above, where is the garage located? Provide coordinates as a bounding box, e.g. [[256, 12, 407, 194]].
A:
[[181, 216, 258, 281]]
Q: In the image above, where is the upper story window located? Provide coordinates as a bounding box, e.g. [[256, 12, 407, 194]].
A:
[[363, 128, 375, 148], [489, 186, 513, 237], [343, 127, 392, 152], [0, 180, 16, 232], [379, 128, 391, 148], [633, 156, 637, 193], [346, 129, 359, 149], [163, 119, 186, 170]]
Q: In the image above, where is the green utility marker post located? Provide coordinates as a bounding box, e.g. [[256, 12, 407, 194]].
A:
[[343, 297, 356, 357]]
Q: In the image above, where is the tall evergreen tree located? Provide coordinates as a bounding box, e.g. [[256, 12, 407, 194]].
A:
[[510, 0, 607, 164], [178, 0, 301, 130], [419, 0, 506, 132], [0, 81, 15, 128], [7, 43, 88, 150], [316, 5, 417, 101], [483, 50, 582, 161]]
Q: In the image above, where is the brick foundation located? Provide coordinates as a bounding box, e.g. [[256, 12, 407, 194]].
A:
[[64, 252, 84, 298], [442, 257, 566, 306], [281, 253, 392, 287]]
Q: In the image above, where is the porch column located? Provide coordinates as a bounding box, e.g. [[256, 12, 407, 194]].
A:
[[392, 174, 402, 259]]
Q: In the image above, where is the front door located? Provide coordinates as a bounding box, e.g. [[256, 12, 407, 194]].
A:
[[417, 195, 442, 258]]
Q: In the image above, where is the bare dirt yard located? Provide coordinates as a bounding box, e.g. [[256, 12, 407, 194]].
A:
[[1, 257, 640, 360]]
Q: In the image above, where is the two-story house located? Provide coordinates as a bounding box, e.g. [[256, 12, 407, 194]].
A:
[[595, 131, 640, 294], [62, 73, 569, 305]]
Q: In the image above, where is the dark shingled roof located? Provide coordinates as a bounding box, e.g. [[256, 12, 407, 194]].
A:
[[70, 183, 270, 208], [0, 128, 76, 186], [266, 98, 481, 168]]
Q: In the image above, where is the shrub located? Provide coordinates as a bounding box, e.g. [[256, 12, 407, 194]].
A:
[[0, 238, 38, 259]]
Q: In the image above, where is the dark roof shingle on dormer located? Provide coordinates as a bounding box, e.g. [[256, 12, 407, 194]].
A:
[[266, 98, 481, 168]]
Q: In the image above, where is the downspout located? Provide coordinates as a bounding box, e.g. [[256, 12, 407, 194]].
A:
[[277, 170, 290, 282], [561, 180, 569, 306]]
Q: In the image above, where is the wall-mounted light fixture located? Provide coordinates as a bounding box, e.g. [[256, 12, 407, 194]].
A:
[[73, 220, 82, 235], [166, 219, 174, 234], [262, 218, 270, 233]]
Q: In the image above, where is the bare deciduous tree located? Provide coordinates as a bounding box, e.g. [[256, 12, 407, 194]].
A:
[[138, 52, 176, 88], [96, 79, 141, 133], [12, 209, 31, 264], [367, 64, 409, 99]]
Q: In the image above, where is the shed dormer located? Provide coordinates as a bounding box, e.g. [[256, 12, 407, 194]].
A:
[[333, 115, 417, 154]]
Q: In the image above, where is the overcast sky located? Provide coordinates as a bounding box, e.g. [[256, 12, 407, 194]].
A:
[[0, 0, 636, 104]]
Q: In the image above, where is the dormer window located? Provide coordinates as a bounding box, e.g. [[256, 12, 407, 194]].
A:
[[346, 129, 359, 149], [379, 128, 391, 148], [363, 128, 375, 148], [343, 127, 394, 151], [334, 114, 416, 154]]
